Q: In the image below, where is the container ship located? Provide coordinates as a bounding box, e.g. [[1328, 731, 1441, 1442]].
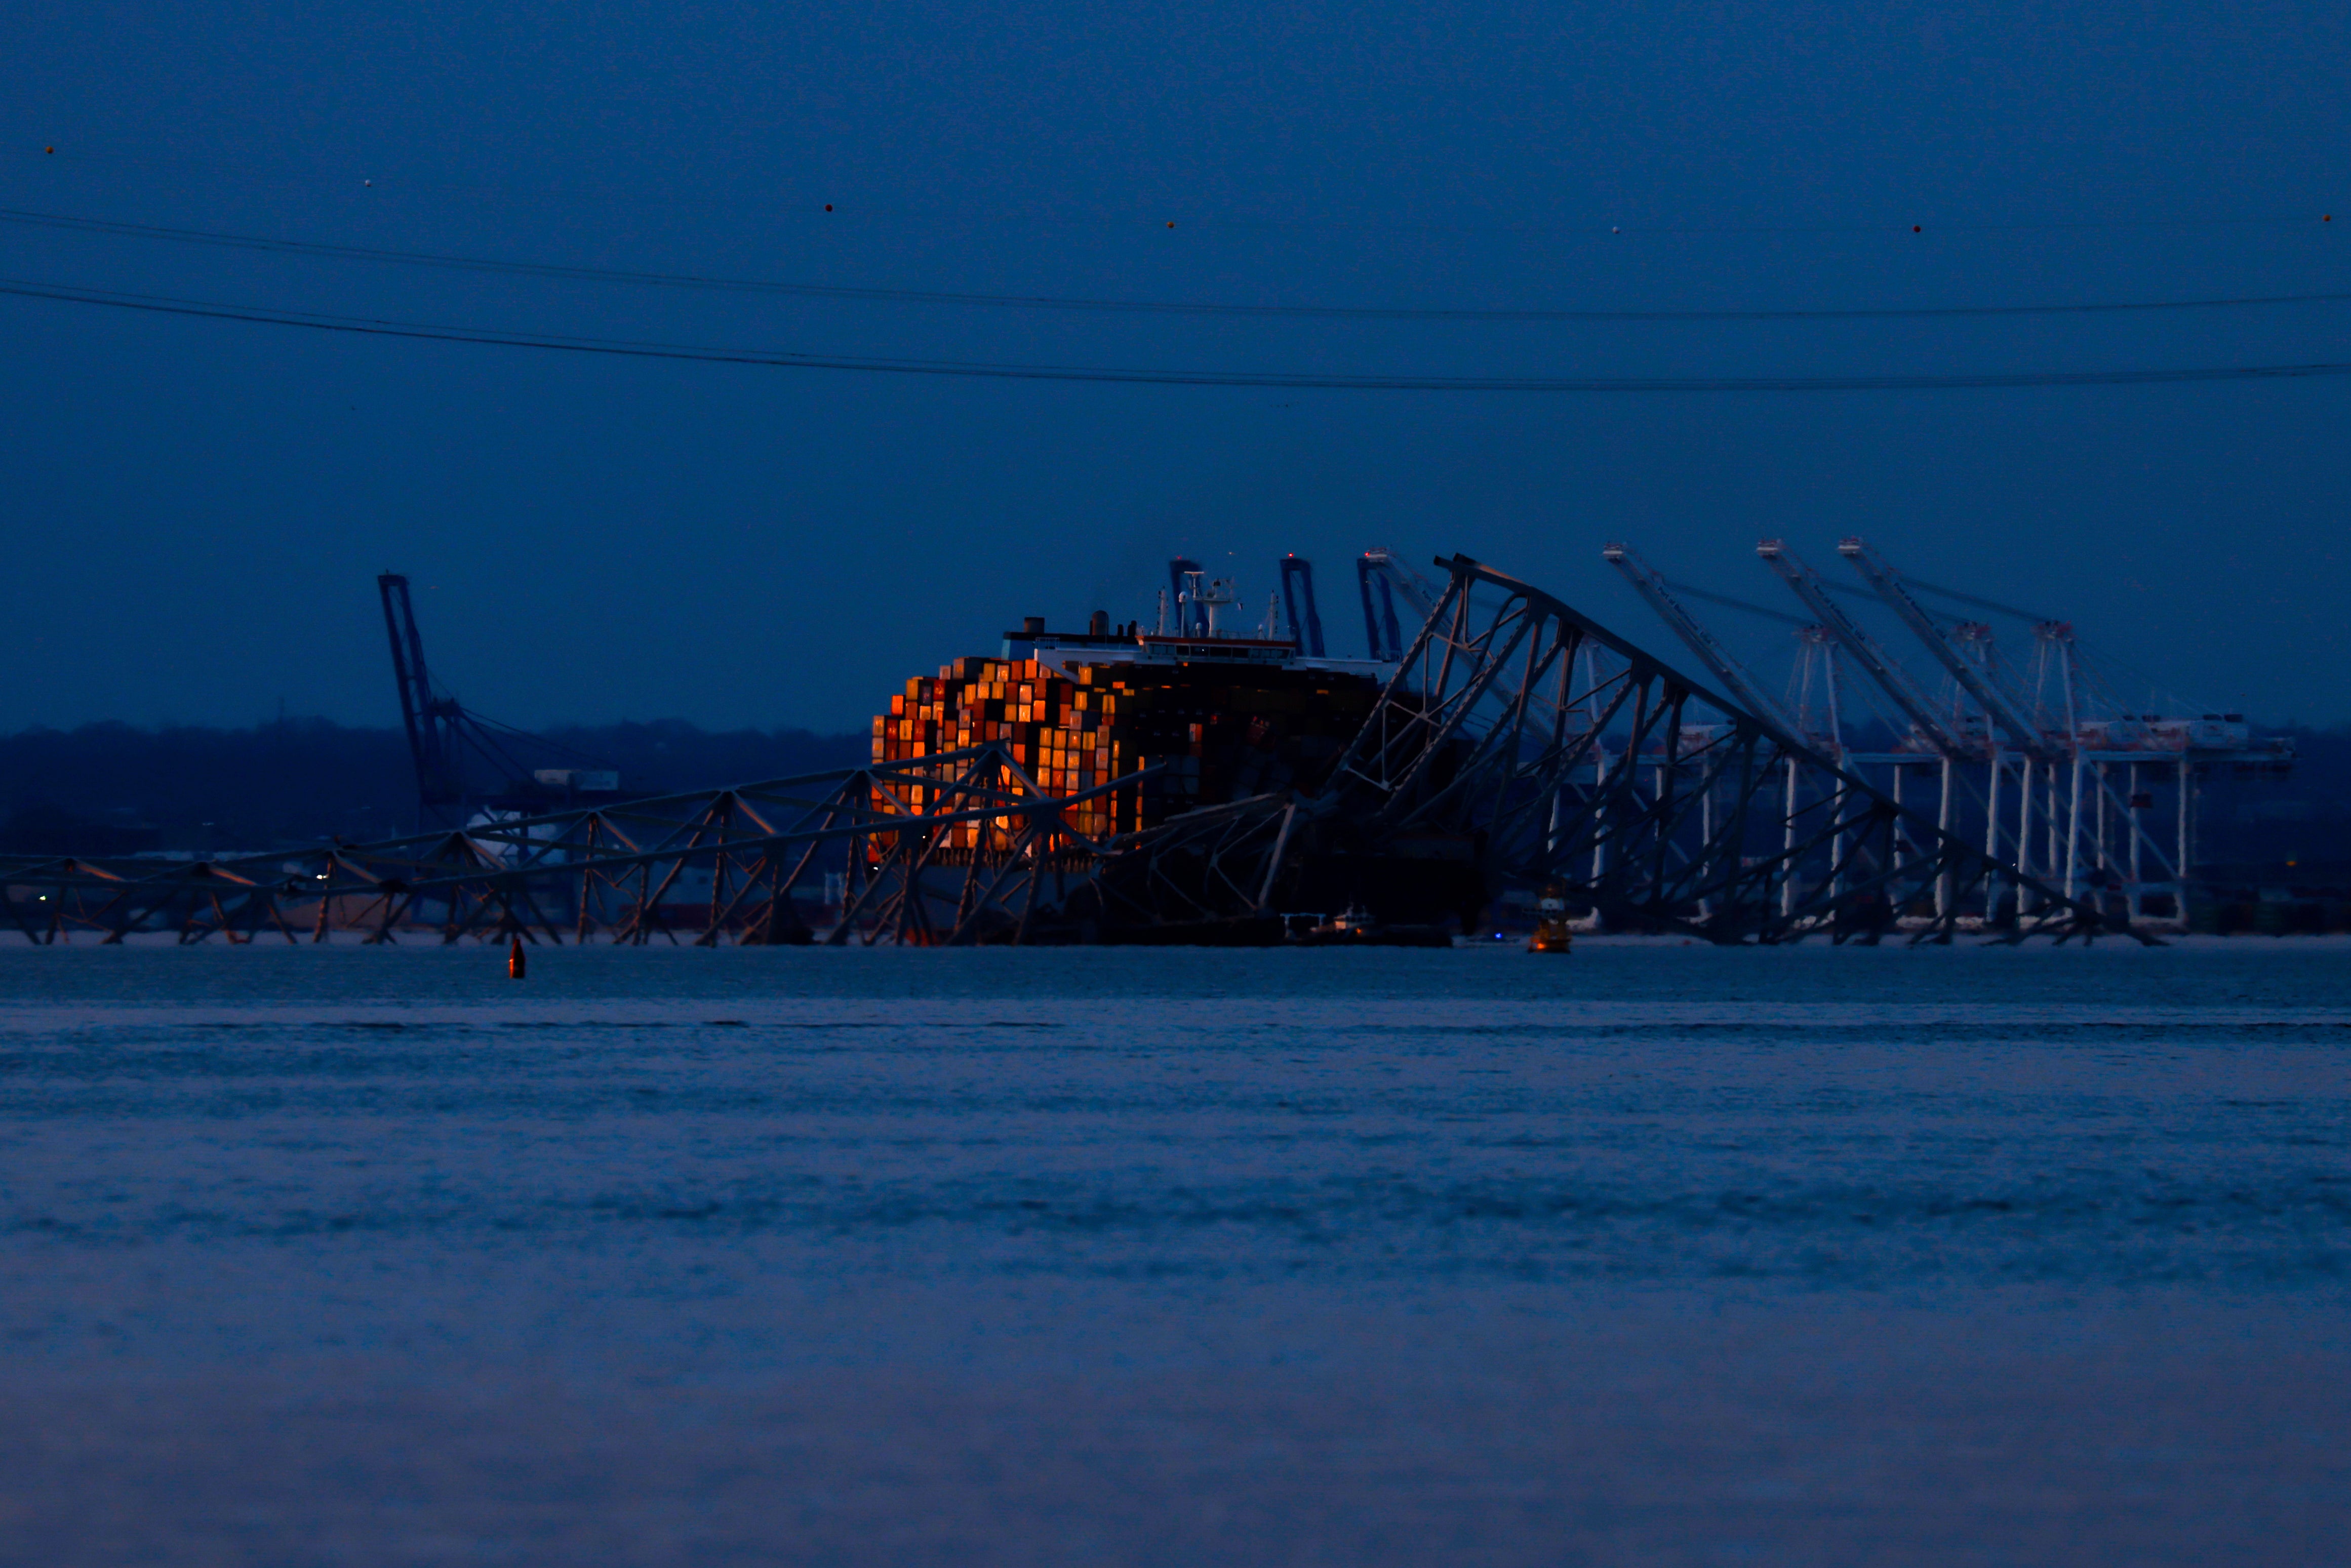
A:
[[865, 559, 1484, 941]]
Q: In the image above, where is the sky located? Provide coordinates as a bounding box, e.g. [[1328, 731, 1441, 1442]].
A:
[[5, 0, 2348, 734]]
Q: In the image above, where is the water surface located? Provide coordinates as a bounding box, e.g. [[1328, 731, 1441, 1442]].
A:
[[3, 940, 2345, 1564]]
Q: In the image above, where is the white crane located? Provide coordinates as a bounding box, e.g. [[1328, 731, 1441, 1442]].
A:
[[1605, 543, 1847, 918], [1602, 544, 1803, 737], [1839, 538, 2050, 757], [1757, 541, 1971, 758], [1837, 536, 2069, 909], [1758, 539, 1968, 913]]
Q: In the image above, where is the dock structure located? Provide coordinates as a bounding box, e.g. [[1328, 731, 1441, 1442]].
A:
[[1, 551, 2141, 946]]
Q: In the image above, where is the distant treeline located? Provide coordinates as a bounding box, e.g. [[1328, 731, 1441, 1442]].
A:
[[0, 718, 866, 854], [3, 717, 2349, 872]]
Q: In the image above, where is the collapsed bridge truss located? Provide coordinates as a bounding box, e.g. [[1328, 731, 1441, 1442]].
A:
[[0, 745, 1129, 948], [0, 555, 2133, 946]]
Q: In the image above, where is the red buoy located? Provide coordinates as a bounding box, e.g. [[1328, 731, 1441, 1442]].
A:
[[508, 937, 526, 979]]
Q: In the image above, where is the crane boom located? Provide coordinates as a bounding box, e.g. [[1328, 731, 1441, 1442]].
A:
[[1602, 544, 1799, 731], [1838, 538, 2053, 758], [1755, 540, 1971, 755], [376, 573, 467, 825]]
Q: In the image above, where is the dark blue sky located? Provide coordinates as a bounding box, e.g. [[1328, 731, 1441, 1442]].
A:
[[7, 0, 2347, 732]]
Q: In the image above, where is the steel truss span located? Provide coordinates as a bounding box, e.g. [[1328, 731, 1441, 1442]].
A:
[[0, 556, 2133, 947], [1233, 555, 2125, 945], [0, 747, 1136, 949]]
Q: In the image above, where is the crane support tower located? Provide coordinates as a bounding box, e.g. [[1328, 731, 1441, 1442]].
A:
[[1279, 555, 1327, 658], [1357, 549, 1438, 661]]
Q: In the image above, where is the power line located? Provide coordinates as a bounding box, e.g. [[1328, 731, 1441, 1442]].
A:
[[11, 145, 2343, 237], [7, 205, 2351, 325], [9, 275, 2351, 391]]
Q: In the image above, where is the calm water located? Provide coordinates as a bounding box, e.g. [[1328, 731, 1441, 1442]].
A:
[[2, 939, 2346, 1564]]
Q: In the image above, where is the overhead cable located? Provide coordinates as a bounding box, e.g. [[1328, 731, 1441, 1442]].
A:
[[7, 206, 2351, 324], [10, 276, 2351, 391], [9, 146, 2341, 236]]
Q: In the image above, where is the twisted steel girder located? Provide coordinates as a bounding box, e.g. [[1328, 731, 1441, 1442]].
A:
[[1, 556, 2135, 946]]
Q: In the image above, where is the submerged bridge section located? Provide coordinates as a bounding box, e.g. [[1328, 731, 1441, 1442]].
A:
[[0, 555, 2128, 946]]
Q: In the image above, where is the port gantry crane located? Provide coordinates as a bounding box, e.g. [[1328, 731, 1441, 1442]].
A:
[[377, 573, 470, 829], [2022, 611, 2238, 926], [1835, 538, 2068, 917], [1839, 538, 2228, 927], [376, 573, 623, 833], [1603, 545, 1800, 734], [1839, 539, 2047, 753], [1835, 539, 2102, 916], [1357, 549, 1438, 662], [1604, 543, 1829, 919], [1278, 555, 1328, 657], [1607, 544, 1943, 917], [1755, 540, 1975, 915]]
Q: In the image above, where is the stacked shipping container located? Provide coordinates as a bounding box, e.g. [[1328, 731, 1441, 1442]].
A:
[[871, 654, 1384, 852]]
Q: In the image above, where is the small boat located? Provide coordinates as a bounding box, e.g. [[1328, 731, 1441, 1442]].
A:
[[1293, 904, 1453, 948], [1528, 885, 1573, 954]]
